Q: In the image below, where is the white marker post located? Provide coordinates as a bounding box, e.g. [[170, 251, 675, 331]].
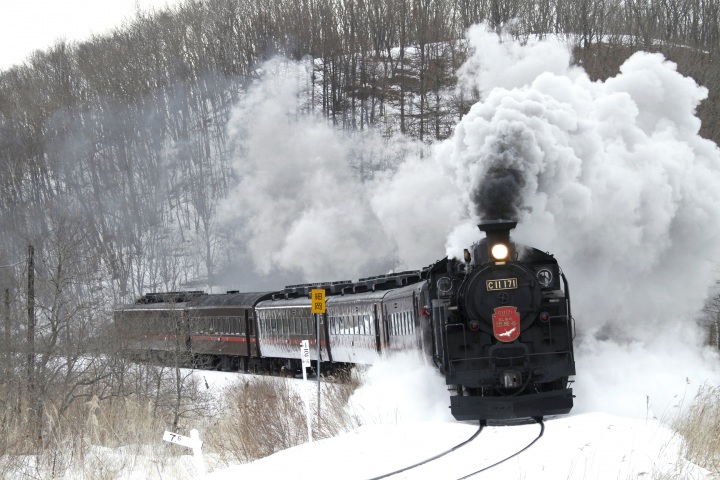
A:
[[163, 429, 206, 477], [300, 339, 313, 442]]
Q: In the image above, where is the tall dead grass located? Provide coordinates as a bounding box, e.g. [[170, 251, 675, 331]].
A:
[[0, 366, 364, 477], [0, 364, 217, 479], [673, 385, 720, 476], [207, 371, 363, 464]]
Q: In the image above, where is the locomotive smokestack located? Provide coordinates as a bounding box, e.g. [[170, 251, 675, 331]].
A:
[[478, 219, 517, 262], [479, 219, 517, 243]]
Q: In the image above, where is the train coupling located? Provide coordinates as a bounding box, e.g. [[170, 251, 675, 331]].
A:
[[503, 370, 522, 388]]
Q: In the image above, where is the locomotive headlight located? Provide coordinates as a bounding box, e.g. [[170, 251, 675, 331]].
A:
[[490, 243, 509, 261]]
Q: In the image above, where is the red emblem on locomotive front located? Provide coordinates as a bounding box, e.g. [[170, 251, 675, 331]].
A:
[[492, 306, 520, 342]]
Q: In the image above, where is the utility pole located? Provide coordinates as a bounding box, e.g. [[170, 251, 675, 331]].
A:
[[27, 245, 35, 399], [4, 288, 9, 370]]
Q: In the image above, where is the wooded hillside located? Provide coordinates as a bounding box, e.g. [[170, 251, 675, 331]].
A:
[[2, 0, 720, 455], [2, 0, 719, 309]]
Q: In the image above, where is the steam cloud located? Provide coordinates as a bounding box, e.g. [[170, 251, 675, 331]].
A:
[[219, 58, 405, 284], [221, 25, 720, 419], [219, 58, 453, 282], [445, 26, 720, 416]]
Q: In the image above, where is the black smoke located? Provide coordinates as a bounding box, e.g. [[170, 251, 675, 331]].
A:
[[471, 126, 531, 221], [472, 161, 526, 220]]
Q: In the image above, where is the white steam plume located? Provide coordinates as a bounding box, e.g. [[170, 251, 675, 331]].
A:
[[220, 58, 457, 281], [219, 58, 409, 282], [442, 25, 720, 417], [221, 26, 720, 419], [443, 26, 720, 341]]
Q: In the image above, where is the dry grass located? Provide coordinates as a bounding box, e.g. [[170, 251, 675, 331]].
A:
[[673, 385, 720, 476], [2, 363, 719, 479], [0, 363, 219, 479], [0, 366, 363, 478], [207, 372, 362, 465], [0, 394, 168, 478]]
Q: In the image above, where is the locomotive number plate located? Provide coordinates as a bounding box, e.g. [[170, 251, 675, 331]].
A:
[[486, 278, 518, 291]]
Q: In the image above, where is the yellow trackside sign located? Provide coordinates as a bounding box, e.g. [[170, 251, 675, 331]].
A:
[[311, 289, 326, 314]]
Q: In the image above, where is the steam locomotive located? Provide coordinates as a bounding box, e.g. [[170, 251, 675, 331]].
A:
[[114, 220, 575, 421]]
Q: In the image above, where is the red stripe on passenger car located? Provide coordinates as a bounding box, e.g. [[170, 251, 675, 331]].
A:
[[191, 336, 247, 342]]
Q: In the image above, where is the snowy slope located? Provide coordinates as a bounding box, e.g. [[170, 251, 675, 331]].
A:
[[204, 413, 708, 480], [180, 352, 710, 480]]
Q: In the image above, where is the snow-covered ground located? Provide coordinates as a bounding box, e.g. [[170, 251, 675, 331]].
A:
[[204, 413, 705, 480], [139, 351, 711, 480]]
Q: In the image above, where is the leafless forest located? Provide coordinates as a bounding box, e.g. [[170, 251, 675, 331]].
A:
[[1, 0, 720, 462]]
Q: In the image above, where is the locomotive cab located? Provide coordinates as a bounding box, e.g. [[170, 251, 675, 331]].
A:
[[437, 220, 575, 421]]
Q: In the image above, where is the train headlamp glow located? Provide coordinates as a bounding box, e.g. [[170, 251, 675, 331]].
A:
[[490, 243, 509, 261]]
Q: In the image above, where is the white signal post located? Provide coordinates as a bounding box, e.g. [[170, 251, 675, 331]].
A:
[[301, 339, 311, 372], [310, 289, 326, 433], [300, 339, 313, 442]]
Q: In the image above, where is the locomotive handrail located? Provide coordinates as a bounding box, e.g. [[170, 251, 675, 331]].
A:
[[561, 271, 574, 339], [448, 349, 575, 364]]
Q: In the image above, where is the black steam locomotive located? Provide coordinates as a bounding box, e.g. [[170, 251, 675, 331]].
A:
[[114, 220, 575, 421]]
